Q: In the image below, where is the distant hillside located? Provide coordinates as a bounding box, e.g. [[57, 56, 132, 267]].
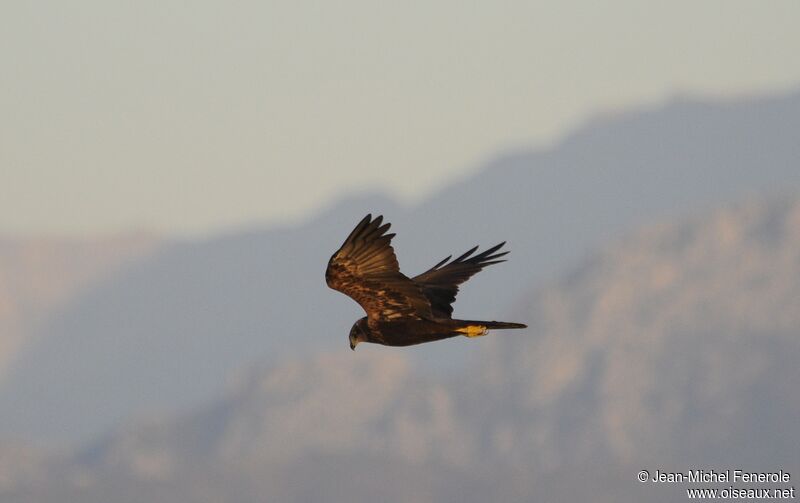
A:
[[478, 195, 800, 473], [3, 195, 797, 503], [0, 234, 160, 378], [2, 88, 800, 445]]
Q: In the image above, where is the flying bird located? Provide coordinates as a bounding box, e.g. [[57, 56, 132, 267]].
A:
[[326, 214, 527, 350]]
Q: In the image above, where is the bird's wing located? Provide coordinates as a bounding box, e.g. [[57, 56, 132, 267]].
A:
[[326, 214, 433, 321], [412, 242, 508, 318]]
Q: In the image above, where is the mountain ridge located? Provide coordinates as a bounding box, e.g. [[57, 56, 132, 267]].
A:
[[1, 87, 799, 445]]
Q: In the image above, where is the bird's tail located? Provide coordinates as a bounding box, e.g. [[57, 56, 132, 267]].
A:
[[452, 319, 527, 337], [481, 320, 527, 330]]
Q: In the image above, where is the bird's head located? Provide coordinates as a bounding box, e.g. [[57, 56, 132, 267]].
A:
[[348, 318, 369, 350]]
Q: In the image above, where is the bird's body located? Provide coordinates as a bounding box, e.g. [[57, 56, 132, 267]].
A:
[[326, 214, 527, 349], [351, 317, 526, 347]]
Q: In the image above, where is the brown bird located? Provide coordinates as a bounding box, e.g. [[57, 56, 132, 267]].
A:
[[326, 214, 527, 350]]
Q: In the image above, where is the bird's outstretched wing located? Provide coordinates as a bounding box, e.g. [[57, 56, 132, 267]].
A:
[[412, 242, 508, 318], [326, 214, 433, 321]]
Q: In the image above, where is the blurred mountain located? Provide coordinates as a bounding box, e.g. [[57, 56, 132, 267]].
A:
[[1, 88, 800, 445], [3, 195, 798, 503], [0, 234, 160, 378]]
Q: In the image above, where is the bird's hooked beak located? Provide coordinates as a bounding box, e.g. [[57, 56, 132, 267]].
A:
[[349, 326, 362, 350]]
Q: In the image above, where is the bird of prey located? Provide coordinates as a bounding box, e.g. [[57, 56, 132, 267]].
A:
[[326, 214, 527, 350]]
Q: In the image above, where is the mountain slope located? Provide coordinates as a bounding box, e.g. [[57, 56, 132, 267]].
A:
[[0, 233, 160, 379]]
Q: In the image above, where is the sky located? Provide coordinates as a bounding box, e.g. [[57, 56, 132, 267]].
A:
[[2, 0, 799, 237]]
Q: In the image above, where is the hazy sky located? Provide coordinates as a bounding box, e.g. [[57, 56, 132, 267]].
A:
[[2, 1, 799, 236]]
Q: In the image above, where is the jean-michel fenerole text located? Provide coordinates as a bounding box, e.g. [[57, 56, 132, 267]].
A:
[[651, 469, 790, 483]]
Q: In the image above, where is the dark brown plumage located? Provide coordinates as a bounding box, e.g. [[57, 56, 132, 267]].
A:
[[326, 214, 527, 349]]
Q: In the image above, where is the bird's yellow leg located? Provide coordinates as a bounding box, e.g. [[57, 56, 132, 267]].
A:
[[457, 325, 488, 338]]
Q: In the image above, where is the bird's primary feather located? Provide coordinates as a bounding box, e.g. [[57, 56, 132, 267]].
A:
[[412, 242, 508, 318]]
